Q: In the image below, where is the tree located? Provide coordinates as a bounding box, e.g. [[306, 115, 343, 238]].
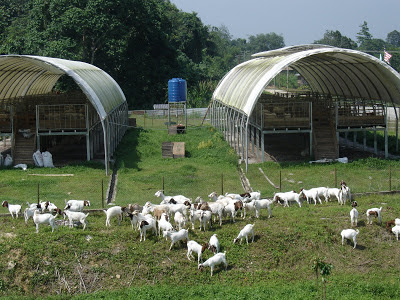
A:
[[314, 30, 357, 49], [246, 32, 285, 54], [357, 21, 373, 46], [387, 30, 400, 47], [312, 257, 333, 300]]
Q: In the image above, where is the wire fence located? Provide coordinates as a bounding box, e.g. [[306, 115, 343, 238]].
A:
[[129, 108, 210, 129]]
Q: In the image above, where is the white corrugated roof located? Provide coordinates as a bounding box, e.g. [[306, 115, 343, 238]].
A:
[[0, 55, 126, 120], [212, 45, 400, 116]]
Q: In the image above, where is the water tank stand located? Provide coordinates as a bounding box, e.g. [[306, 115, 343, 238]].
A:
[[168, 102, 187, 129]]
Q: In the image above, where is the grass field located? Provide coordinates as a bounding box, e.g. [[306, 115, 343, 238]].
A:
[[1, 126, 400, 299]]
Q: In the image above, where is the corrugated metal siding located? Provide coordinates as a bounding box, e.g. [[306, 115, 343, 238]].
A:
[[0, 55, 126, 121], [212, 46, 400, 117]]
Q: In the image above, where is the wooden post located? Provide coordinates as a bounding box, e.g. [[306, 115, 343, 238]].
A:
[[37, 183, 40, 205], [279, 170, 282, 192], [221, 173, 224, 195], [162, 176, 165, 192], [389, 165, 392, 191], [334, 168, 337, 188], [102, 179, 104, 208]]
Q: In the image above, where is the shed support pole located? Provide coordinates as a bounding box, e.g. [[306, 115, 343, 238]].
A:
[[363, 130, 366, 151], [309, 102, 313, 157], [385, 105, 388, 158], [36, 105, 40, 151], [245, 120, 249, 172], [374, 127, 377, 155], [86, 104, 90, 161]]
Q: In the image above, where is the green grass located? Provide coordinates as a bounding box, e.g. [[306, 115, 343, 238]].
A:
[[1, 125, 400, 299]]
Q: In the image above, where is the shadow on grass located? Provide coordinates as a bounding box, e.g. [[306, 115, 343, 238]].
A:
[[114, 128, 142, 171]]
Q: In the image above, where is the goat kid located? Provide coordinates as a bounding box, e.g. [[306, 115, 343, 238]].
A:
[[341, 229, 359, 249], [2, 200, 22, 218], [208, 234, 220, 253], [198, 252, 227, 277], [187, 240, 208, 264], [350, 207, 359, 227], [33, 209, 58, 233], [366, 207, 382, 225], [163, 229, 188, 250], [233, 224, 255, 244]]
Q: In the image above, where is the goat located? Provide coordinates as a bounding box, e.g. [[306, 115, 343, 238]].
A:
[[64, 200, 90, 212], [189, 209, 203, 230], [366, 207, 382, 225], [222, 202, 238, 223], [33, 209, 58, 233], [298, 188, 320, 205], [255, 199, 274, 218], [139, 218, 157, 241], [143, 202, 170, 220], [392, 225, 400, 241], [339, 184, 351, 205], [341, 229, 359, 249], [350, 207, 358, 227], [198, 252, 227, 276], [127, 203, 143, 213], [158, 213, 174, 237], [128, 212, 140, 230], [24, 203, 42, 224], [174, 211, 187, 230], [155, 190, 191, 205], [200, 210, 212, 231], [209, 234, 220, 253], [324, 187, 341, 203], [103, 206, 125, 227], [2, 201, 22, 218], [163, 229, 188, 250], [233, 224, 255, 244], [187, 240, 208, 264], [243, 200, 257, 219], [274, 191, 302, 207], [63, 210, 89, 230], [207, 202, 224, 226]]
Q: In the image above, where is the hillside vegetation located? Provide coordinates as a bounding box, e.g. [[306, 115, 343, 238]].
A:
[[0, 126, 400, 299]]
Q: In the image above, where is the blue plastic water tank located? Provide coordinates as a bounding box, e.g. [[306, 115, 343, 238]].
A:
[[168, 78, 180, 102], [178, 78, 187, 102], [168, 78, 187, 102]]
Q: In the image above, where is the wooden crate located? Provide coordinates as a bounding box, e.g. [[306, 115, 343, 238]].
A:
[[162, 142, 185, 158]]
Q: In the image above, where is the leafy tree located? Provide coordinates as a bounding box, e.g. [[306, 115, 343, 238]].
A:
[[246, 32, 285, 54], [356, 21, 373, 46], [386, 30, 400, 47], [314, 30, 357, 49]]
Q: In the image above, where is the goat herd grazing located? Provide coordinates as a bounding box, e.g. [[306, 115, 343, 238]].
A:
[[2, 180, 400, 276]]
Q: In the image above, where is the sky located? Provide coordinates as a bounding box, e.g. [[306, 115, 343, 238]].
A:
[[170, 0, 400, 46]]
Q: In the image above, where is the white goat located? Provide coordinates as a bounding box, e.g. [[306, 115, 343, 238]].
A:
[[155, 190, 191, 204], [366, 207, 382, 225], [243, 200, 257, 219], [24, 203, 41, 224], [392, 224, 400, 241], [209, 234, 220, 253], [64, 200, 90, 212], [190, 209, 203, 230], [139, 218, 157, 241], [255, 199, 273, 218], [274, 191, 302, 207], [350, 207, 359, 227], [103, 206, 124, 227], [2, 201, 22, 218], [187, 240, 208, 264], [33, 210, 58, 233], [158, 213, 174, 237], [233, 224, 255, 244], [207, 202, 224, 226], [339, 185, 351, 205], [222, 202, 238, 223], [324, 188, 341, 203], [341, 229, 359, 249], [174, 211, 187, 230], [299, 188, 320, 205], [63, 210, 89, 230], [163, 229, 189, 250], [198, 252, 227, 276], [200, 210, 212, 231]]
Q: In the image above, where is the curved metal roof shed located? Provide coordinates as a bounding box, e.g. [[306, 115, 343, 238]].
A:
[[211, 45, 400, 170], [0, 55, 128, 174]]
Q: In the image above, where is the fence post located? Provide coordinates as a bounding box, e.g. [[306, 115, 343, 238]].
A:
[[334, 168, 337, 188], [389, 165, 392, 191], [162, 176, 165, 192], [221, 173, 224, 195], [37, 183, 40, 205], [102, 179, 104, 208], [279, 170, 282, 192]]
